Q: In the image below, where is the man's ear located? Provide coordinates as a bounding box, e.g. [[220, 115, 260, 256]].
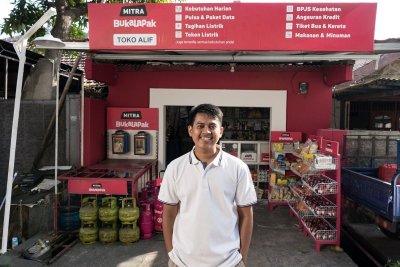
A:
[[188, 125, 193, 137]]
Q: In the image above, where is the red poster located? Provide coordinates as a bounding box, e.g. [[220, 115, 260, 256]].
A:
[[261, 153, 270, 163], [89, 3, 376, 51], [107, 107, 158, 130], [68, 179, 128, 194], [321, 139, 339, 156]]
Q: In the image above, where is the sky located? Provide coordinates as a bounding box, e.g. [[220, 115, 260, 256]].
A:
[[0, 0, 399, 40]]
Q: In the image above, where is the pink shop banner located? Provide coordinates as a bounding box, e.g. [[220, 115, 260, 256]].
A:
[[89, 2, 376, 51]]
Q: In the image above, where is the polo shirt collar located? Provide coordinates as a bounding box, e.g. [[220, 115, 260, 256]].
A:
[[189, 146, 223, 167]]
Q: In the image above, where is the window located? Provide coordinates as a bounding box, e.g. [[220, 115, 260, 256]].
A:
[[372, 113, 393, 130]]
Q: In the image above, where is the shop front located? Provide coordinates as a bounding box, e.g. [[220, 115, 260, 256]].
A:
[[54, 2, 379, 248]]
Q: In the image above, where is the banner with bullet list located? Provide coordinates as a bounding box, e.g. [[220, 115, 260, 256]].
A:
[[89, 3, 376, 51]]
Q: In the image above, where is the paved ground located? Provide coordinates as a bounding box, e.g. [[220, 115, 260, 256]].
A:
[[4, 204, 357, 267]]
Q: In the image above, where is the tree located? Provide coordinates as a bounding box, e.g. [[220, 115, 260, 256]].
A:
[[1, 0, 175, 99]]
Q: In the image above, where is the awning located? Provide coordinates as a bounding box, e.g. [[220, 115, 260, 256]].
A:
[[35, 40, 400, 66]]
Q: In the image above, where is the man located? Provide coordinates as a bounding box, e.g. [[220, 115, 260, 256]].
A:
[[158, 103, 257, 267]]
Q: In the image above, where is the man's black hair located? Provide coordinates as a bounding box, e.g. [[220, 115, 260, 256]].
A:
[[187, 104, 223, 126]]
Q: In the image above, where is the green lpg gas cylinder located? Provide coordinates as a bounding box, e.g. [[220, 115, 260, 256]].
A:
[[99, 223, 118, 243], [119, 198, 140, 223], [79, 223, 98, 244], [99, 197, 118, 223], [119, 223, 140, 244], [79, 197, 98, 223]]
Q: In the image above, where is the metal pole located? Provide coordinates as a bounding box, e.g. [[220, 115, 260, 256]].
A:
[[19, 200, 22, 237], [52, 55, 81, 234], [54, 58, 60, 234], [4, 59, 8, 99], [1, 8, 57, 254], [1, 39, 27, 254], [0, 173, 17, 212], [32, 54, 82, 170], [81, 67, 84, 167]]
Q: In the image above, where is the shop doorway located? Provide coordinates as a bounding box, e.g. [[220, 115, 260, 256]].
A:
[[165, 106, 271, 165]]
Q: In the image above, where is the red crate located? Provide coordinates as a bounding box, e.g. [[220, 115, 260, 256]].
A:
[[378, 164, 399, 184]]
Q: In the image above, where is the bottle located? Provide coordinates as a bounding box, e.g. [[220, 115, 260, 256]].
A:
[[11, 237, 18, 249]]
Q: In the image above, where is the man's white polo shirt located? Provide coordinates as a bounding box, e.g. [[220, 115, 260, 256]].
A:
[[158, 147, 257, 267]]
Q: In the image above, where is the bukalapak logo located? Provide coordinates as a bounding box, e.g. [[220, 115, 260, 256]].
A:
[[120, 5, 147, 16], [89, 183, 106, 193]]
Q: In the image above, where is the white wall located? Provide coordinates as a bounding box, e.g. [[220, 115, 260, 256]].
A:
[[150, 88, 287, 170]]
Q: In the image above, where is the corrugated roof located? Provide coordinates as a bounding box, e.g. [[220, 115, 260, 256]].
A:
[[0, 40, 85, 97], [333, 58, 400, 100], [0, 39, 42, 65], [0, 39, 84, 74]]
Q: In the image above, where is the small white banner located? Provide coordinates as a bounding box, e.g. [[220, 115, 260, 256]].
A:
[[241, 152, 257, 162], [113, 34, 157, 46]]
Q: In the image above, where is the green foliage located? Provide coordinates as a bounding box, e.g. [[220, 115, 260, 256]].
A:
[[1, 0, 48, 38], [69, 20, 87, 40], [385, 260, 400, 267]]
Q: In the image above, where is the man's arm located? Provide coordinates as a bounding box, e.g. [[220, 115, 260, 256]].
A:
[[162, 203, 179, 253], [237, 206, 254, 264]]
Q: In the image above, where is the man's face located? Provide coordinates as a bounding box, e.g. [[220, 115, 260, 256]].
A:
[[188, 113, 224, 151]]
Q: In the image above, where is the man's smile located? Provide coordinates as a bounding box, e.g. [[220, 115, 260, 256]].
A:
[[199, 135, 212, 140]]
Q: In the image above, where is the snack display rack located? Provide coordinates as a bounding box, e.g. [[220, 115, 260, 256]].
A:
[[302, 174, 338, 195], [268, 131, 302, 210], [302, 216, 337, 242], [287, 137, 341, 252]]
